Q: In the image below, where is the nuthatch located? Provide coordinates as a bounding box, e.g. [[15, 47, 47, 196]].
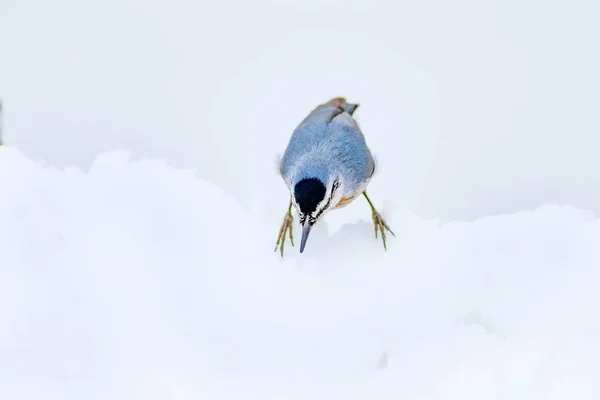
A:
[[275, 97, 394, 255]]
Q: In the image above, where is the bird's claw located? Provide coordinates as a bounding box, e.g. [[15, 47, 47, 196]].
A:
[[372, 210, 395, 250], [274, 212, 294, 256]]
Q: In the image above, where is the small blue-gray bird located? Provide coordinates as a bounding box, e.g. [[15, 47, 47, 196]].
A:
[[275, 97, 394, 256]]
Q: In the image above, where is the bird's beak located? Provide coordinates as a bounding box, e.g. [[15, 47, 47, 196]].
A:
[[300, 222, 313, 253]]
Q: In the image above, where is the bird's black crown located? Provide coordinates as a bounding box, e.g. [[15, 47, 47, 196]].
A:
[[294, 178, 326, 215]]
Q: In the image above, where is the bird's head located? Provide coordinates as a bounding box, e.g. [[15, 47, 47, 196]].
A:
[[292, 175, 343, 253]]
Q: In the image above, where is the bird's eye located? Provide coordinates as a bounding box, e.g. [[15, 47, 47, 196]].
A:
[[320, 182, 338, 213], [331, 180, 340, 198], [332, 180, 340, 193]]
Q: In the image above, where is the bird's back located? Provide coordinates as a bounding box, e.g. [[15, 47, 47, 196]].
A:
[[280, 98, 375, 194]]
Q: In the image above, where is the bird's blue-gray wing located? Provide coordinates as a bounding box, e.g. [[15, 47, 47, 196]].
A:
[[326, 112, 375, 193], [279, 98, 374, 191], [279, 102, 345, 183]]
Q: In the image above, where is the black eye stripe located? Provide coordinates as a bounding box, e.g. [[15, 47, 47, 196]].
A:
[[313, 179, 339, 220], [332, 180, 340, 194]]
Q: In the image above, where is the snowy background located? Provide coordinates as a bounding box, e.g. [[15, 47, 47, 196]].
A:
[[2, 146, 600, 399], [1, 0, 599, 221], [1, 0, 600, 398]]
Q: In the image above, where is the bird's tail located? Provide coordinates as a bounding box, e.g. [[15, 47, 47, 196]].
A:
[[327, 97, 359, 116]]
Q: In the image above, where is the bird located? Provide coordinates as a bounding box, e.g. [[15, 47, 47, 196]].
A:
[[274, 97, 394, 256]]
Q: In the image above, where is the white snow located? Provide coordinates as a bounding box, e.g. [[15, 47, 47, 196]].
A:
[[1, 145, 600, 399]]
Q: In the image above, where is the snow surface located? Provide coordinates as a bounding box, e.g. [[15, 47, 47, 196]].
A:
[[1, 145, 600, 399]]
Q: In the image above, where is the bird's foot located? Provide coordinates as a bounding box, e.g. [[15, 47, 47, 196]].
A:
[[371, 209, 395, 251], [274, 209, 294, 257]]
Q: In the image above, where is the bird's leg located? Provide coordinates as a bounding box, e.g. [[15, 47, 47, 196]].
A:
[[363, 192, 395, 250], [274, 199, 295, 256]]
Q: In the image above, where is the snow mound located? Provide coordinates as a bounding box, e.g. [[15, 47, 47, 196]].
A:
[[1, 145, 600, 399]]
